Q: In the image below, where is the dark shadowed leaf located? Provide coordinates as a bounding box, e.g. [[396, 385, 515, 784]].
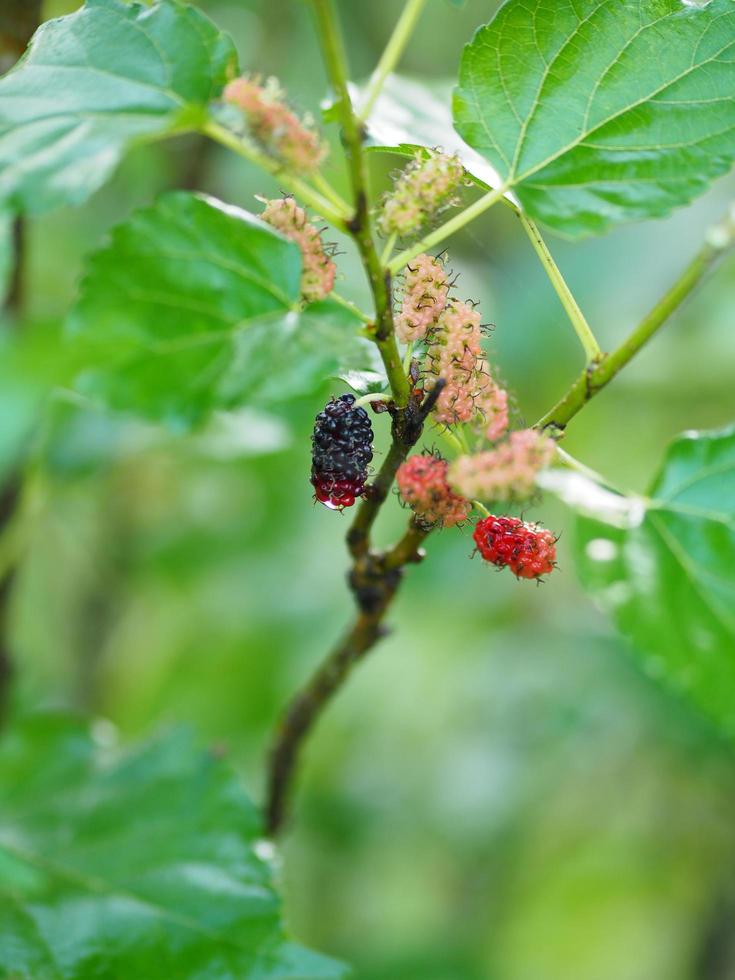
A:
[[0, 0, 237, 213], [0, 715, 349, 980], [454, 0, 735, 236]]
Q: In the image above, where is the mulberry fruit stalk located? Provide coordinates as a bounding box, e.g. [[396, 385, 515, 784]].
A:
[[311, 394, 374, 510], [473, 515, 557, 580]]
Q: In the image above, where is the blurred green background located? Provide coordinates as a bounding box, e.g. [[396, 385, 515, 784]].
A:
[[4, 1, 735, 977]]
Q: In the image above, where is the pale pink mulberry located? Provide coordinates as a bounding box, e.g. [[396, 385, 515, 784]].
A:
[[396, 253, 449, 344], [378, 151, 464, 238], [261, 197, 336, 303], [223, 76, 326, 174], [424, 300, 509, 438], [448, 430, 555, 502]]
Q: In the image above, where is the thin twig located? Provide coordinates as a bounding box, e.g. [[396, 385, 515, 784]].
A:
[[266, 383, 444, 835], [357, 0, 429, 124], [265, 516, 429, 836], [536, 207, 735, 433], [518, 213, 601, 362], [266, 0, 428, 836]]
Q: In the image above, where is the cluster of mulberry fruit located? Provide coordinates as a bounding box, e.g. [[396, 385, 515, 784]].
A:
[[223, 75, 326, 173], [310, 395, 373, 510], [473, 515, 557, 580], [268, 120, 559, 581], [395, 454, 471, 528], [449, 430, 555, 503], [261, 197, 336, 303], [395, 253, 449, 344], [425, 298, 509, 441], [378, 150, 465, 238]]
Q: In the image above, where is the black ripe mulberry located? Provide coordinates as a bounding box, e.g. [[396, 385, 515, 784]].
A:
[[311, 394, 373, 509]]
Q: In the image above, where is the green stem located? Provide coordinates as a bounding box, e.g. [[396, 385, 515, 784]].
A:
[[519, 213, 601, 362], [401, 341, 414, 374], [388, 185, 508, 274], [432, 424, 464, 457], [473, 500, 491, 518], [310, 0, 410, 408], [383, 517, 430, 570], [310, 171, 352, 214], [357, 0, 429, 124], [380, 231, 398, 265], [329, 290, 372, 323], [536, 215, 734, 432], [202, 120, 349, 229], [354, 392, 391, 408]]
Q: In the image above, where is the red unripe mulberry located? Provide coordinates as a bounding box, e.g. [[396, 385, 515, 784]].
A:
[[473, 515, 557, 580], [396, 454, 471, 528]]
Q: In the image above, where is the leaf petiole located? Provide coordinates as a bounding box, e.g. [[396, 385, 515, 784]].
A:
[[329, 291, 372, 323], [310, 171, 352, 215], [380, 232, 398, 266], [354, 392, 391, 408], [519, 213, 601, 363], [202, 120, 350, 229], [388, 184, 508, 274], [357, 0, 430, 125]]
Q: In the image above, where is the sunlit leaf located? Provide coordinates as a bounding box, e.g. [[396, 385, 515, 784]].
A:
[[68, 192, 370, 427], [0, 715, 348, 979], [563, 425, 735, 731], [361, 75, 512, 199], [0, 0, 237, 213], [454, 0, 735, 236]]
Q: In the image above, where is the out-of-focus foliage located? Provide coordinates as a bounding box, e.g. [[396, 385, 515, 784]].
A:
[[0, 714, 348, 979], [1, 1, 735, 978], [0, 0, 237, 212], [573, 425, 735, 732]]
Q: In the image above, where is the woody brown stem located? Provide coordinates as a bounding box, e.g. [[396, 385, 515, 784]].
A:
[[263, 2, 443, 836], [265, 379, 442, 835], [265, 517, 429, 837]]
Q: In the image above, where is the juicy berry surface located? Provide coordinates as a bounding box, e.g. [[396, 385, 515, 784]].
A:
[[311, 394, 374, 509], [473, 515, 556, 580]]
